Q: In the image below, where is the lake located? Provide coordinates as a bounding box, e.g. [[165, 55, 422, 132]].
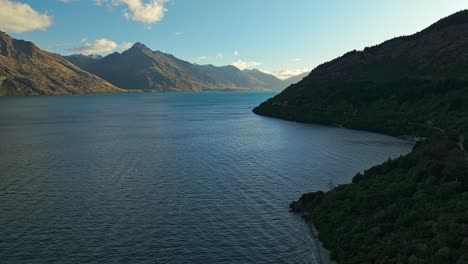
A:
[[0, 92, 413, 263]]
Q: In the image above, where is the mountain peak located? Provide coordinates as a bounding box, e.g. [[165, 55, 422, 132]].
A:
[[130, 42, 150, 51], [0, 30, 39, 58]]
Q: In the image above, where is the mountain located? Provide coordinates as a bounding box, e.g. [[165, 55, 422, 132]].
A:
[[242, 69, 286, 90], [81, 43, 229, 92], [254, 10, 468, 136], [255, 10, 468, 264], [0, 31, 122, 96], [194, 65, 286, 90], [70, 43, 288, 92], [282, 71, 309, 86], [62, 54, 103, 69], [195, 64, 263, 89]]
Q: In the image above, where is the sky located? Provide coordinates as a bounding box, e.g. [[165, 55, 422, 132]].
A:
[[0, 0, 467, 80]]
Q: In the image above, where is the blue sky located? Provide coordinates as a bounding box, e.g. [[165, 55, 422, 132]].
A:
[[1, 0, 467, 79]]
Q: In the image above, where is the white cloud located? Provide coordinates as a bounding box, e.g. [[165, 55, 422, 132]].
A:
[[260, 68, 310, 80], [234, 51, 239, 56], [57, 0, 73, 3], [120, 41, 133, 50], [175, 31, 184, 36], [293, 58, 302, 61], [197, 56, 207, 62], [71, 38, 131, 55], [216, 53, 223, 59], [0, 0, 52, 33], [72, 38, 117, 55], [103, 0, 168, 24], [231, 60, 262, 70]]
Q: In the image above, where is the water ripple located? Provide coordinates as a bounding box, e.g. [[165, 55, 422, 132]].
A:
[[0, 92, 413, 264]]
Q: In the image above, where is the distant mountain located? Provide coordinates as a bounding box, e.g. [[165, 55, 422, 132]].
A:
[[195, 64, 262, 89], [282, 71, 309, 86], [62, 54, 103, 69], [0, 31, 340, 96], [194, 65, 286, 90], [79, 43, 226, 92], [242, 69, 286, 90], [0, 31, 122, 96], [66, 43, 291, 92]]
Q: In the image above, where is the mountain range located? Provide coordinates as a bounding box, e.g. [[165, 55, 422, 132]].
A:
[[0, 31, 122, 96], [0, 31, 308, 96], [64, 43, 305, 92]]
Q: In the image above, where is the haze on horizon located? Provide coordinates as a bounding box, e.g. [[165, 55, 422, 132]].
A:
[[0, 0, 466, 80]]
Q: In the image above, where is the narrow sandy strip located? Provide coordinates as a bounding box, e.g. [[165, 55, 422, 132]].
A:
[[309, 222, 336, 264]]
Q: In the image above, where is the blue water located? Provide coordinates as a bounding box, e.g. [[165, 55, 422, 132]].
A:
[[0, 92, 413, 264]]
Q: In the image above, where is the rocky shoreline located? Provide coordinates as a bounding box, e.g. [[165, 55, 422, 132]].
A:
[[290, 200, 336, 264]]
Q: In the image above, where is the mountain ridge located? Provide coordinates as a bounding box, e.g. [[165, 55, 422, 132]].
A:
[[63, 54, 103, 69], [0, 31, 123, 96], [64, 42, 307, 92], [82, 42, 220, 92], [254, 9, 468, 132]]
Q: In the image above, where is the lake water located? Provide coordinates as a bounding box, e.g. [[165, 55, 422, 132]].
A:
[[0, 92, 413, 264]]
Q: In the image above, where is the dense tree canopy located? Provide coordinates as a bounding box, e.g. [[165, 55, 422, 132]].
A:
[[255, 11, 468, 263]]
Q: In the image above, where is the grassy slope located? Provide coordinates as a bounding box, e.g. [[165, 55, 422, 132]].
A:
[[0, 32, 123, 96]]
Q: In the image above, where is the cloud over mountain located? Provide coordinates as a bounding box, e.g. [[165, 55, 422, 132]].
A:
[[71, 38, 132, 55], [232, 60, 262, 70]]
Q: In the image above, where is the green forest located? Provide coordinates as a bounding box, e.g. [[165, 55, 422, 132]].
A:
[[291, 136, 467, 263], [252, 11, 468, 263], [258, 79, 468, 263]]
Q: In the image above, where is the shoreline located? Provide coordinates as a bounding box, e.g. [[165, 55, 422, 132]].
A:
[[291, 200, 336, 264], [309, 221, 336, 264]]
